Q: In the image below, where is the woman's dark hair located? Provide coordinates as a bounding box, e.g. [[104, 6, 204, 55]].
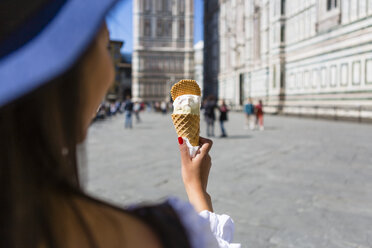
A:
[[0, 1, 192, 248], [0, 56, 87, 247], [0, 1, 89, 246], [0, 57, 193, 248]]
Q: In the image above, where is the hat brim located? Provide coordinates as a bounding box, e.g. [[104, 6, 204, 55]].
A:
[[0, 0, 119, 107]]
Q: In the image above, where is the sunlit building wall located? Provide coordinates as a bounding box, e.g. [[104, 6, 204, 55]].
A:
[[194, 40, 204, 94], [132, 0, 194, 102], [283, 0, 372, 119], [208, 0, 372, 119]]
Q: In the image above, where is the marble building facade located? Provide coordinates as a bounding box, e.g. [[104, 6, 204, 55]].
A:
[[132, 0, 194, 102], [206, 0, 372, 120]]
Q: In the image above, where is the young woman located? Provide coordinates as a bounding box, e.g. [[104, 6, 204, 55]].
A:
[[0, 1, 239, 247], [255, 100, 264, 131]]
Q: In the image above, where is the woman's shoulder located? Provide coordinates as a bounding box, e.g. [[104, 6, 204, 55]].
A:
[[51, 194, 240, 248], [69, 194, 163, 248]]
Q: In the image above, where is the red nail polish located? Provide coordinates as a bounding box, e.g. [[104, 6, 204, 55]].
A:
[[178, 137, 183, 145]]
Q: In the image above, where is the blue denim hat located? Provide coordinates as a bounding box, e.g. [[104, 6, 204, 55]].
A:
[[0, 0, 118, 107]]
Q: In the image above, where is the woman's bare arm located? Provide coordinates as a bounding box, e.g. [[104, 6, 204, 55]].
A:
[[178, 137, 213, 212]]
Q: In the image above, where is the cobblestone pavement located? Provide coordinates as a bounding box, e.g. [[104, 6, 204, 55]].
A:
[[86, 111, 372, 248]]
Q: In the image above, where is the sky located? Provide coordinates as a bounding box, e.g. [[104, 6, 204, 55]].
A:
[[106, 0, 204, 54]]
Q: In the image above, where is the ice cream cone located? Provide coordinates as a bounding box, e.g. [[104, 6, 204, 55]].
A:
[[171, 114, 200, 146], [171, 79, 201, 148], [171, 79, 201, 101]]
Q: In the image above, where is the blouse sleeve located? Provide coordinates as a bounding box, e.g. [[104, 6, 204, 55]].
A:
[[167, 197, 241, 248]]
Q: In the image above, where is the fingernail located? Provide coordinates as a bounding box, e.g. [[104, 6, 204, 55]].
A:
[[178, 137, 183, 145]]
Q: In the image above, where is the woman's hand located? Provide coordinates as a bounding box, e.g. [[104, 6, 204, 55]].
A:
[[178, 137, 213, 212]]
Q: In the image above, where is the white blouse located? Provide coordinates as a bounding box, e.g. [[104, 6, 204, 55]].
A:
[[167, 197, 241, 248]]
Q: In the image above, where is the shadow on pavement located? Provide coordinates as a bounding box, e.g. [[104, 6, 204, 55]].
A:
[[262, 126, 278, 131], [131, 126, 153, 129], [222, 135, 252, 139]]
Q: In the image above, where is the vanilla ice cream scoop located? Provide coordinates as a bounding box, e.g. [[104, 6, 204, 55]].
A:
[[173, 94, 200, 115]]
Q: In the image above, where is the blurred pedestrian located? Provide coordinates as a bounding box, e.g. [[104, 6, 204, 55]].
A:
[[133, 102, 141, 123], [147, 102, 153, 112], [115, 100, 122, 113], [255, 100, 264, 131], [218, 100, 229, 137], [110, 102, 116, 115], [168, 101, 173, 112], [203, 95, 217, 137], [124, 96, 133, 128], [160, 101, 167, 114], [104, 101, 111, 116], [244, 98, 255, 130], [154, 101, 160, 112]]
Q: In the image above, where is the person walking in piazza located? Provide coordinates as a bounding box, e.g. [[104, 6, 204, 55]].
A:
[[109, 101, 117, 115], [203, 95, 217, 137], [0, 1, 240, 247], [160, 101, 167, 114], [244, 98, 255, 129], [124, 95, 134, 128], [255, 99, 265, 131], [218, 100, 229, 138], [133, 101, 141, 123]]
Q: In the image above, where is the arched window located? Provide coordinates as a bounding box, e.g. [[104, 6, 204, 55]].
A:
[[164, 20, 172, 37], [157, 20, 163, 37], [144, 0, 151, 12], [144, 20, 151, 37], [179, 0, 185, 13], [179, 20, 185, 37], [157, 0, 162, 12], [162, 0, 171, 12]]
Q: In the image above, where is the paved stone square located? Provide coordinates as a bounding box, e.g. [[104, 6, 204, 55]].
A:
[[86, 111, 372, 248]]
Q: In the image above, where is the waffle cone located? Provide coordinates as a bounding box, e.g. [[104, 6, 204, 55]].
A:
[[171, 79, 201, 101], [171, 114, 200, 146]]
